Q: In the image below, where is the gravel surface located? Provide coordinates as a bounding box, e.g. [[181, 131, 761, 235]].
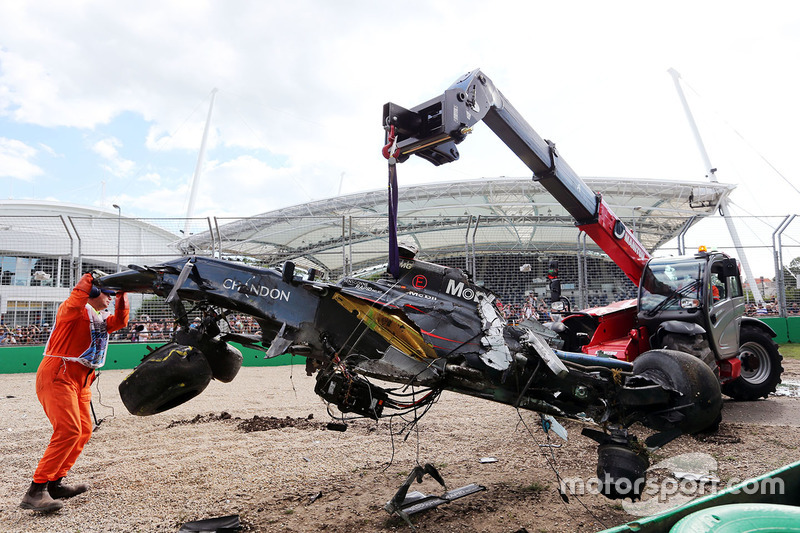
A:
[[2, 360, 799, 533]]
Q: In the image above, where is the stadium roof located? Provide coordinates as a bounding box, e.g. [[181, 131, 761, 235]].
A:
[[179, 177, 735, 275], [0, 199, 180, 264]]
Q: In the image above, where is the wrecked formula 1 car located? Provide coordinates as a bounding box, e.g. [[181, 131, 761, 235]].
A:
[[100, 252, 721, 500]]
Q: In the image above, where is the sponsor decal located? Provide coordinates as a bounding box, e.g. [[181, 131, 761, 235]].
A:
[[355, 281, 381, 293], [406, 290, 437, 301], [623, 231, 648, 261], [223, 278, 290, 301], [341, 279, 381, 293], [445, 279, 487, 302]]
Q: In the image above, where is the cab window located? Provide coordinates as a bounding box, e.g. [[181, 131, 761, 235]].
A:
[[710, 270, 726, 301]]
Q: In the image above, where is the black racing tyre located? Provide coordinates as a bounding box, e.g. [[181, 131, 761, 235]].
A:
[[721, 326, 783, 401], [119, 343, 212, 416], [631, 349, 722, 434], [198, 338, 243, 383]]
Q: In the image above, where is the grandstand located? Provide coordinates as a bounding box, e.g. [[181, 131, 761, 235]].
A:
[[0, 177, 733, 336], [0, 200, 179, 328], [179, 176, 732, 310]]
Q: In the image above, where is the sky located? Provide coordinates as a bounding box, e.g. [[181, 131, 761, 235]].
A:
[[1, 1, 799, 273]]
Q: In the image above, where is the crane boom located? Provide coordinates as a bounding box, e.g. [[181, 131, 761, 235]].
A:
[[383, 69, 649, 285]]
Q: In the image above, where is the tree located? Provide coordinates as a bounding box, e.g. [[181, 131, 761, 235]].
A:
[[789, 257, 800, 275], [787, 257, 800, 289]]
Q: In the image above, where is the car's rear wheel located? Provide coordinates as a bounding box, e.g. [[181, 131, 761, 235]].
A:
[[631, 348, 722, 434], [119, 343, 212, 416]]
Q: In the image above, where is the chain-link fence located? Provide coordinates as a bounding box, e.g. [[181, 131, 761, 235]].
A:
[[2, 213, 799, 345]]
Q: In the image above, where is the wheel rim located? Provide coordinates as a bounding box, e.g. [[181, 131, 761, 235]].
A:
[[738, 341, 771, 385]]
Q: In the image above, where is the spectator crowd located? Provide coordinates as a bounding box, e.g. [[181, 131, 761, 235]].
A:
[[1, 314, 263, 346], [2, 300, 799, 346]]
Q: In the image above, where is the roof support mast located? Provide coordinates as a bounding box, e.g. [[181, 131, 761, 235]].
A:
[[667, 69, 764, 306], [184, 88, 218, 236]]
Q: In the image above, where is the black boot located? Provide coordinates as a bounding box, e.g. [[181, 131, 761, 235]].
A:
[[47, 477, 89, 499], [20, 481, 64, 512]]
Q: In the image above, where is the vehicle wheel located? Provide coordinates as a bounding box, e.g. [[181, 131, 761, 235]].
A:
[[631, 349, 722, 434], [198, 338, 243, 383], [118, 343, 212, 416], [721, 326, 783, 401], [662, 333, 719, 378]]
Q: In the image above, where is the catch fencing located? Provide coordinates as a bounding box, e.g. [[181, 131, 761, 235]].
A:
[[1, 213, 799, 344]]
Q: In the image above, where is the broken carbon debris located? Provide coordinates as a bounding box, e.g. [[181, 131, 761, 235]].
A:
[[674, 471, 721, 483], [385, 463, 486, 528], [177, 513, 241, 532]]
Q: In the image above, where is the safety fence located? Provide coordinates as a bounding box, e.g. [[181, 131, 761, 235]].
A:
[[1, 213, 799, 344], [3, 317, 799, 374]]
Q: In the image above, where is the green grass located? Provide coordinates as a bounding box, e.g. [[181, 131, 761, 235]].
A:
[[779, 344, 800, 359]]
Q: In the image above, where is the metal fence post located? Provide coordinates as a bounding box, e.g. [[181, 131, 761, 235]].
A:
[[464, 215, 474, 275], [677, 215, 697, 256], [773, 215, 796, 317], [578, 232, 589, 310], [59, 215, 75, 287], [342, 216, 348, 277], [66, 216, 82, 283], [471, 215, 481, 280]]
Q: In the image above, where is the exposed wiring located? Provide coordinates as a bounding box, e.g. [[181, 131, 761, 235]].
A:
[[380, 387, 442, 472], [91, 371, 115, 427], [514, 409, 607, 530]]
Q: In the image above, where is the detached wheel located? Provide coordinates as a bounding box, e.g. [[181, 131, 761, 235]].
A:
[[631, 349, 722, 434], [119, 343, 212, 416], [722, 326, 783, 401], [198, 338, 243, 383]]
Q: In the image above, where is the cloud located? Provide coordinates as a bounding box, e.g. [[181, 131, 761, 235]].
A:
[[137, 172, 162, 186], [0, 0, 798, 225], [191, 155, 324, 218], [0, 137, 44, 181], [91, 136, 135, 176]]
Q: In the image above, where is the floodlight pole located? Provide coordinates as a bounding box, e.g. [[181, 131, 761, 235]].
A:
[[113, 204, 121, 272], [668, 68, 764, 306]]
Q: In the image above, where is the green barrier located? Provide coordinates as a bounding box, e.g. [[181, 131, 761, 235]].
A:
[[759, 316, 800, 344], [670, 503, 800, 532], [761, 317, 789, 344], [5, 317, 798, 374], [599, 459, 800, 533], [0, 342, 304, 374], [788, 316, 800, 343]]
